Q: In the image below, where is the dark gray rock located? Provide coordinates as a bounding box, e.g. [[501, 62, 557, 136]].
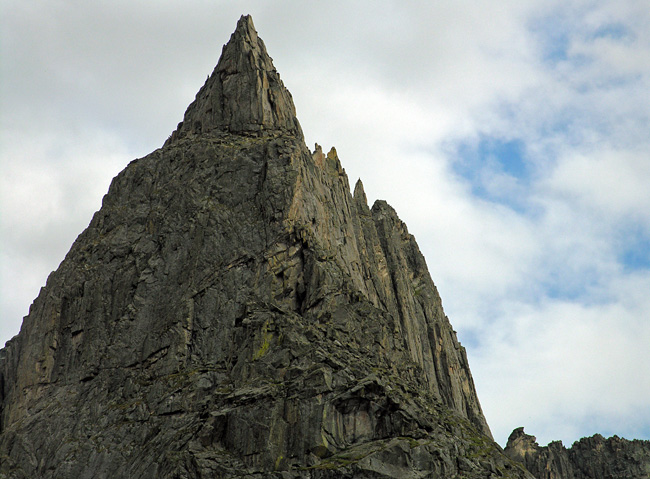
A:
[[505, 427, 650, 479], [0, 15, 533, 478]]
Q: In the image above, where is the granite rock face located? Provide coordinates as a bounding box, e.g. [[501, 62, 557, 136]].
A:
[[0, 15, 533, 478], [505, 427, 650, 479]]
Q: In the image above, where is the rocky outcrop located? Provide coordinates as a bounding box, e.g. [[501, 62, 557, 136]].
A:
[[505, 427, 650, 479], [0, 15, 533, 478]]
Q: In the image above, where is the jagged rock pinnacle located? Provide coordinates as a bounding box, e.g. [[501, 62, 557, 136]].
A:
[[166, 15, 303, 144], [353, 178, 368, 208], [505, 427, 650, 479]]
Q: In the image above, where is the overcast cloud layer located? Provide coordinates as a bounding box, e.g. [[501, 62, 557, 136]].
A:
[[2, 1, 649, 447]]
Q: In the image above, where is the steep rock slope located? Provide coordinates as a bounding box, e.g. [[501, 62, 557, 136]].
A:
[[0, 16, 533, 478], [505, 427, 650, 479]]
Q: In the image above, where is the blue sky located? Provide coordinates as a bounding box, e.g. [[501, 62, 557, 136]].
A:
[[451, 136, 531, 209], [621, 231, 650, 271], [2, 0, 650, 448]]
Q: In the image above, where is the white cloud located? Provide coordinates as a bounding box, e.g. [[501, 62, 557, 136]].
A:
[[545, 148, 650, 224], [474, 280, 650, 445]]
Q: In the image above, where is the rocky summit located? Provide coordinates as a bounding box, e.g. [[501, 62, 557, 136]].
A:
[[504, 428, 650, 479], [1, 15, 537, 478]]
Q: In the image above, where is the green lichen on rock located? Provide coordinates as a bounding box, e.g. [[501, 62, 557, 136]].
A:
[[252, 320, 273, 361]]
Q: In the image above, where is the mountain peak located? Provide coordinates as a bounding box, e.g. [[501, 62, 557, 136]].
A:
[[217, 15, 266, 75], [232, 14, 257, 42], [166, 15, 303, 144], [0, 16, 533, 478]]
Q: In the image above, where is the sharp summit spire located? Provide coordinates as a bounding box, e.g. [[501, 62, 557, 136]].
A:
[[166, 15, 303, 144]]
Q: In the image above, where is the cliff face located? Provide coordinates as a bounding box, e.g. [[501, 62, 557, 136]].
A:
[[0, 16, 532, 478], [505, 427, 650, 479]]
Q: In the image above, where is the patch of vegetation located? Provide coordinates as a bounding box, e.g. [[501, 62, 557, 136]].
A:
[[304, 439, 390, 471], [253, 320, 273, 361], [399, 436, 421, 449]]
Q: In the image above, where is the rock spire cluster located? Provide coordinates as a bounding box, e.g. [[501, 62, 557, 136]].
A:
[[505, 427, 650, 479]]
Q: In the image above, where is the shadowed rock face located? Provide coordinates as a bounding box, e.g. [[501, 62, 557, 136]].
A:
[[0, 15, 533, 478], [505, 427, 650, 479]]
